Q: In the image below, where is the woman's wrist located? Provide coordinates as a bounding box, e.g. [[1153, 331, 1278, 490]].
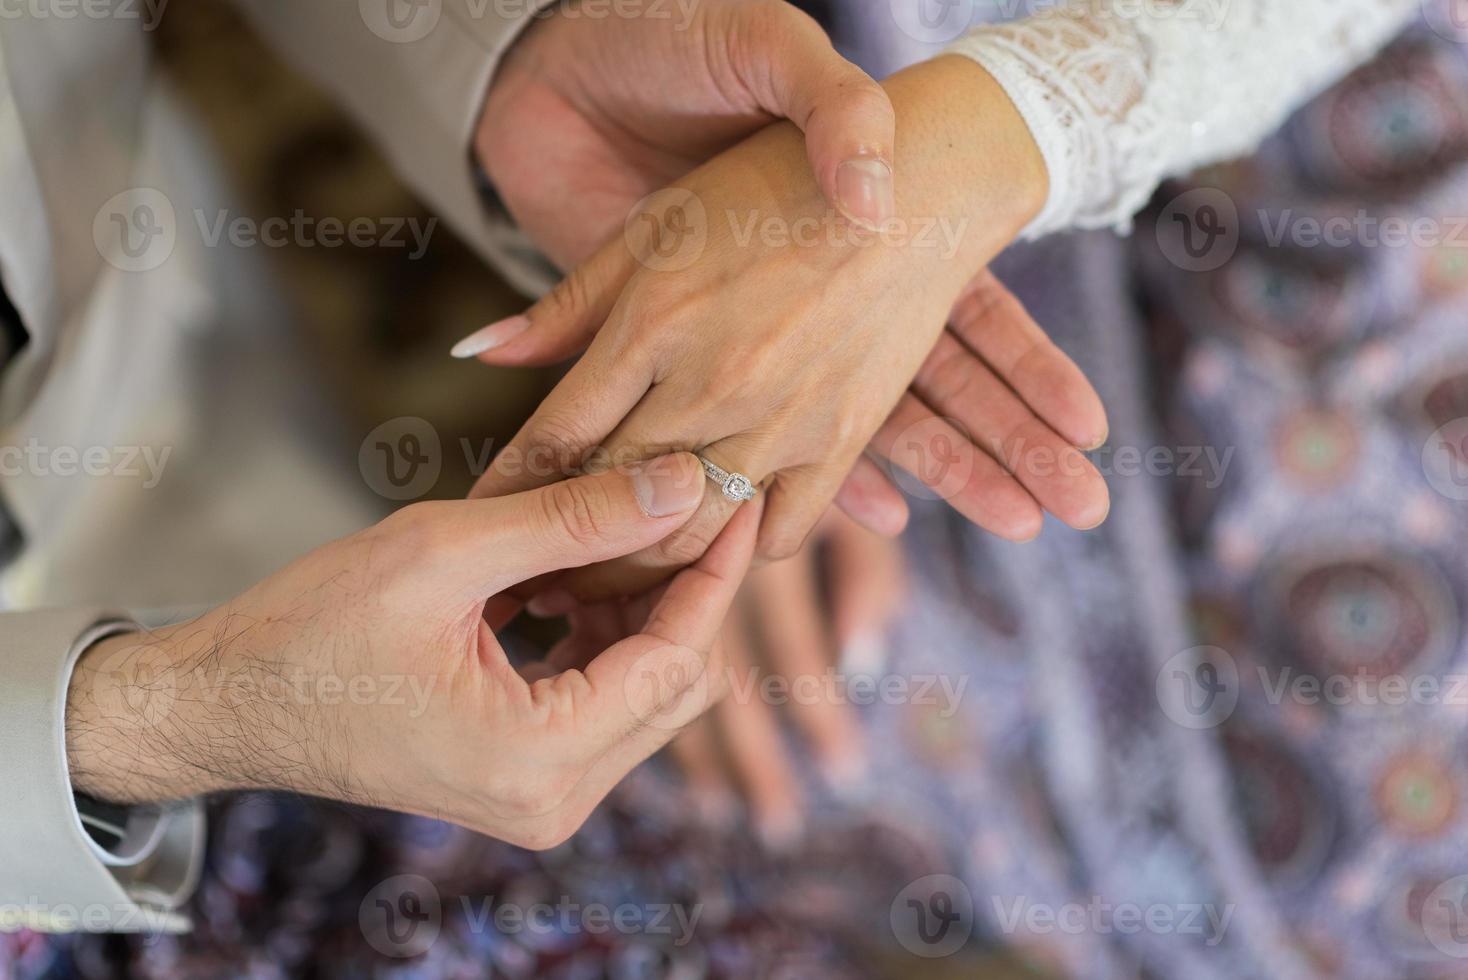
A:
[[881, 55, 1048, 268]]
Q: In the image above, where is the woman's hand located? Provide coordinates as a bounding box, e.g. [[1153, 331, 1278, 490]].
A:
[[66, 455, 756, 850], [467, 58, 1109, 599], [668, 513, 906, 847]]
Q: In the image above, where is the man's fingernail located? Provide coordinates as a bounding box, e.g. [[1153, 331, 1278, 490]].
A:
[[836, 158, 894, 230], [632, 454, 704, 518], [450, 314, 531, 358]]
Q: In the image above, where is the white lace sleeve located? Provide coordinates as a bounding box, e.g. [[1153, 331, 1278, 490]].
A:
[[946, 0, 1420, 239]]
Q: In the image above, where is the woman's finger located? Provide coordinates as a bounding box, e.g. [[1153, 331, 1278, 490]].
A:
[[713, 612, 806, 849], [833, 454, 910, 538], [665, 715, 740, 829], [912, 331, 1111, 530], [744, 549, 867, 791], [823, 514, 907, 673], [467, 313, 658, 500], [450, 223, 638, 367], [869, 393, 1045, 541], [758, 457, 862, 563], [945, 269, 1109, 450], [552, 425, 771, 600]]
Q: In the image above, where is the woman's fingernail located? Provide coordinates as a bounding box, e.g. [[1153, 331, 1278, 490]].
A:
[[1078, 493, 1112, 531], [839, 629, 888, 675], [526, 589, 577, 618], [450, 314, 531, 358], [632, 455, 704, 518], [821, 750, 870, 797], [694, 787, 739, 830], [836, 158, 894, 230], [756, 807, 805, 851]]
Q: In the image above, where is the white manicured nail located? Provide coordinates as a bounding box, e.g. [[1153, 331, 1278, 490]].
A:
[[450, 314, 530, 358]]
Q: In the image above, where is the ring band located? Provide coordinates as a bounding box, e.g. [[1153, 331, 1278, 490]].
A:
[[697, 455, 757, 502]]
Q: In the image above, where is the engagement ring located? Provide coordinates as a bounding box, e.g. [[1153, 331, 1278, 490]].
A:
[[697, 455, 757, 502]]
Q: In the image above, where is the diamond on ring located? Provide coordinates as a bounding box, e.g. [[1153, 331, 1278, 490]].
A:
[[697, 455, 757, 502]]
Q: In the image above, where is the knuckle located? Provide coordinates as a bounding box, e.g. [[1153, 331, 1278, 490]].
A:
[[543, 269, 593, 323], [506, 812, 579, 852], [759, 523, 809, 563], [927, 344, 980, 408], [650, 516, 722, 568], [835, 77, 894, 120], [373, 502, 452, 566], [540, 479, 613, 548], [698, 337, 784, 405], [527, 409, 598, 476], [485, 766, 577, 823]]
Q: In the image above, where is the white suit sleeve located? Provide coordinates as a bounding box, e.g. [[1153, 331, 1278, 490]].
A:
[[947, 0, 1420, 239], [226, 0, 559, 296], [0, 609, 203, 933]]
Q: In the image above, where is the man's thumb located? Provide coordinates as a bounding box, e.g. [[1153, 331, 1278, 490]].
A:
[[731, 5, 897, 230], [461, 452, 706, 594]]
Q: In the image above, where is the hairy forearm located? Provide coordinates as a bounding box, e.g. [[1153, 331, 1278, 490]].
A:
[[65, 621, 336, 806]]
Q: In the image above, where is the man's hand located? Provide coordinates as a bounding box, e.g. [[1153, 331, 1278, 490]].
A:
[[466, 58, 1110, 599], [473, 0, 899, 270], [65, 454, 756, 850]]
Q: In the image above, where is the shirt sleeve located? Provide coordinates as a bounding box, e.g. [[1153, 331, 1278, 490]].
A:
[[0, 609, 203, 934], [225, 0, 560, 296], [946, 0, 1420, 239]]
